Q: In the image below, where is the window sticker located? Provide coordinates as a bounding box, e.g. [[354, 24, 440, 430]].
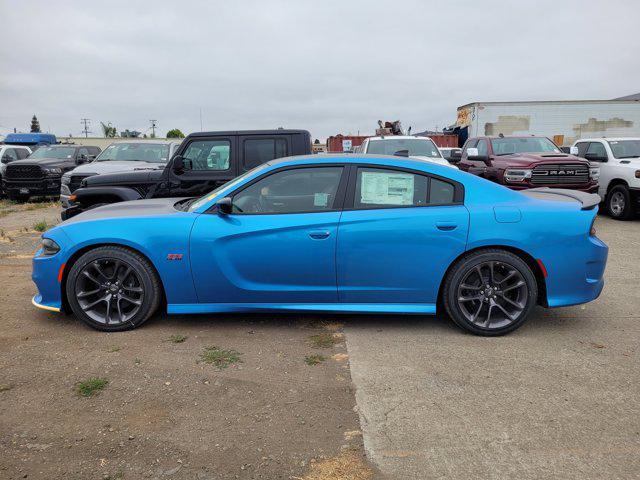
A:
[[360, 171, 414, 205], [314, 192, 329, 207]]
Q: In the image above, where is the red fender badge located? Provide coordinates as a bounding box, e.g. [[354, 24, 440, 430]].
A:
[[167, 253, 183, 260]]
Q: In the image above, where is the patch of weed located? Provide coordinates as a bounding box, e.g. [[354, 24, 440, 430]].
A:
[[33, 220, 48, 232], [199, 346, 242, 369], [108, 346, 121, 353], [308, 333, 336, 348], [0, 384, 13, 392], [168, 334, 187, 343], [304, 354, 326, 366], [76, 377, 109, 397]]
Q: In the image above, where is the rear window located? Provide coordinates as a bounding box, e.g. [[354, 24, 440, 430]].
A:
[[366, 139, 442, 158]]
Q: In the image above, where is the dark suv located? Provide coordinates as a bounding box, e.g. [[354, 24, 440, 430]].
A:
[[3, 145, 101, 201], [454, 136, 598, 192], [63, 129, 312, 219]]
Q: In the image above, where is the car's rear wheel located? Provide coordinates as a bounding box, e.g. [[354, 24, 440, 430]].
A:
[[66, 246, 161, 331], [606, 185, 634, 220], [443, 249, 538, 336]]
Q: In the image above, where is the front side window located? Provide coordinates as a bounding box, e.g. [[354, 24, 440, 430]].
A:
[[232, 166, 343, 213], [2, 148, 18, 161], [574, 142, 589, 158], [28, 147, 76, 159], [366, 138, 442, 158], [95, 143, 170, 163], [182, 140, 230, 171], [243, 138, 288, 170], [490, 137, 560, 155], [607, 139, 640, 159], [586, 142, 607, 159], [476, 139, 488, 156]]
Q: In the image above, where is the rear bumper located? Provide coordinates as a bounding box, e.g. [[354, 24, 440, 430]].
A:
[[507, 183, 598, 194]]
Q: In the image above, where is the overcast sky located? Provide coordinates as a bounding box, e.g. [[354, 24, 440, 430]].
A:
[[1, 0, 638, 141]]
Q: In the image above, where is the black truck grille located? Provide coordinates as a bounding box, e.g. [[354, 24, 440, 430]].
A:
[[6, 164, 44, 180], [530, 164, 589, 185], [69, 174, 92, 193]]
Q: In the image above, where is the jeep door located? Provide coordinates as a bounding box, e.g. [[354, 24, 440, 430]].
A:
[[237, 134, 291, 173]]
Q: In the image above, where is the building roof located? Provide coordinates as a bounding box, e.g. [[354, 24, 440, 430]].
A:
[[615, 93, 640, 100]]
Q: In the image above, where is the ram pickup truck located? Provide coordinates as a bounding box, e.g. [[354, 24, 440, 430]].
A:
[[453, 136, 599, 193], [62, 129, 312, 220], [571, 137, 640, 219]]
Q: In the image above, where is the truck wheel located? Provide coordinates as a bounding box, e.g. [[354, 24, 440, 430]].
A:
[[8, 193, 30, 202], [442, 249, 538, 336], [606, 185, 634, 220], [66, 246, 162, 331]]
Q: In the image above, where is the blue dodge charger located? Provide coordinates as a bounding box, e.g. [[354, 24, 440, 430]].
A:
[[32, 155, 608, 335]]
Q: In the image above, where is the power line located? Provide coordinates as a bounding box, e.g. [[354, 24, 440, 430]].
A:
[[149, 119, 157, 138], [80, 118, 92, 138]]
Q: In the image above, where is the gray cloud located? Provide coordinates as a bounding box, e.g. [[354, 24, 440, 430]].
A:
[[1, 0, 639, 140]]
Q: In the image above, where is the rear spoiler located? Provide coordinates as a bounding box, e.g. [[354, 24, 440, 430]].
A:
[[523, 188, 601, 210]]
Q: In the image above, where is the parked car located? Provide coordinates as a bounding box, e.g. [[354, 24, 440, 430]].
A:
[[454, 136, 599, 192], [358, 135, 454, 167], [60, 140, 181, 207], [3, 133, 57, 151], [62, 130, 312, 219], [439, 147, 462, 162], [2, 145, 101, 201], [0, 145, 32, 197], [571, 137, 640, 219], [33, 155, 607, 336]]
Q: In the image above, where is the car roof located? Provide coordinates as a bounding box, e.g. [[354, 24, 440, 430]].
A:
[[474, 135, 548, 139], [267, 153, 454, 171], [188, 129, 309, 138], [106, 140, 178, 145], [367, 136, 434, 141], [575, 137, 640, 142]]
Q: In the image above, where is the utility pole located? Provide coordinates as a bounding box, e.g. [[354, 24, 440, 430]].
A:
[[149, 119, 157, 138], [80, 118, 92, 138]]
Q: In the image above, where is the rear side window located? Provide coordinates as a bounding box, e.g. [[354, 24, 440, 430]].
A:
[[430, 178, 455, 204], [243, 138, 288, 170]]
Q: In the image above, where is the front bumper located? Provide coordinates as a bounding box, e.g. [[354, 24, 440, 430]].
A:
[[32, 239, 68, 313], [3, 177, 62, 197]]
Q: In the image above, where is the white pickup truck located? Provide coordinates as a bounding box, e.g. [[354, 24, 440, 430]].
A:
[[356, 136, 454, 168], [571, 138, 640, 219]]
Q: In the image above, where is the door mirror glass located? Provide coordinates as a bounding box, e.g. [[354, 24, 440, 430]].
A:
[[466, 147, 479, 158], [569, 146, 579, 156], [216, 197, 233, 215], [76, 154, 88, 165], [172, 155, 191, 173]]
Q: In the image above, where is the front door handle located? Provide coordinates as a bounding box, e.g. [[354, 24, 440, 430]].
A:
[[308, 230, 331, 239], [436, 222, 458, 231]]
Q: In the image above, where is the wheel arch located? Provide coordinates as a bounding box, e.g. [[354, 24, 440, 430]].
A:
[[606, 178, 629, 193], [60, 243, 166, 313], [437, 245, 548, 309]]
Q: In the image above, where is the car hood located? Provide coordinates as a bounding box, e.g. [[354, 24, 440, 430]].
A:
[[8, 158, 71, 167], [411, 155, 456, 168], [72, 160, 166, 175], [63, 197, 188, 224], [494, 152, 589, 166]]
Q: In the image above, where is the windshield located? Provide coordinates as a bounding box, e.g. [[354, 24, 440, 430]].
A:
[[366, 138, 442, 158], [607, 140, 640, 159], [28, 147, 76, 159], [95, 143, 169, 163], [187, 163, 271, 212], [490, 137, 560, 155]]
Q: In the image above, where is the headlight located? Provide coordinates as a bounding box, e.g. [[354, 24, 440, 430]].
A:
[[504, 169, 532, 182], [44, 167, 62, 176], [41, 238, 60, 256], [61, 174, 71, 185], [589, 167, 600, 181]]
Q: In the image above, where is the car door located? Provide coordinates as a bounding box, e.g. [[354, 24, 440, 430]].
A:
[[169, 136, 237, 197], [337, 165, 469, 306], [238, 134, 290, 174], [189, 165, 348, 304]]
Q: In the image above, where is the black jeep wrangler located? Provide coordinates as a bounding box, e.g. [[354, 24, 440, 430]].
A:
[[62, 129, 312, 220]]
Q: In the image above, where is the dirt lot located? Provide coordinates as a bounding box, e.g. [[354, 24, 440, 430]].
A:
[[0, 200, 376, 479]]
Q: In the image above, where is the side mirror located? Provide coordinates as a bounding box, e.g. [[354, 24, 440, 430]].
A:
[[172, 155, 192, 173], [569, 146, 579, 156], [1, 155, 11, 164], [393, 149, 409, 158], [466, 147, 489, 163], [76, 154, 88, 165], [216, 197, 233, 215], [449, 150, 462, 163]]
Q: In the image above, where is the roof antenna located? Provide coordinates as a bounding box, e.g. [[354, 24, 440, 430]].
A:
[[408, 126, 412, 136], [498, 133, 504, 138]]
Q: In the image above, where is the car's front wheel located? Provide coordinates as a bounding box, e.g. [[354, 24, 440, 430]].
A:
[[443, 249, 538, 336], [66, 246, 161, 331], [606, 185, 634, 220]]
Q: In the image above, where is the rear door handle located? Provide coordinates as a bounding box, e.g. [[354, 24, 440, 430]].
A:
[[436, 222, 458, 231], [308, 230, 331, 239]]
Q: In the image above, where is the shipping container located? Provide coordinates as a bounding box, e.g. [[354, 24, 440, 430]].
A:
[[326, 134, 368, 152], [422, 134, 458, 148], [449, 100, 640, 147]]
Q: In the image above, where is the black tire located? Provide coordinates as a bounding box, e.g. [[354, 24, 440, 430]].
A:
[[66, 246, 161, 331], [443, 249, 538, 336], [606, 185, 634, 220]]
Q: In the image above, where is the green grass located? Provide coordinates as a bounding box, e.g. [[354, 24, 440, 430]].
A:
[[304, 354, 326, 366], [0, 384, 13, 392], [308, 333, 336, 348], [167, 334, 188, 343], [76, 377, 109, 397], [199, 346, 242, 369], [33, 220, 48, 232], [108, 345, 121, 353]]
